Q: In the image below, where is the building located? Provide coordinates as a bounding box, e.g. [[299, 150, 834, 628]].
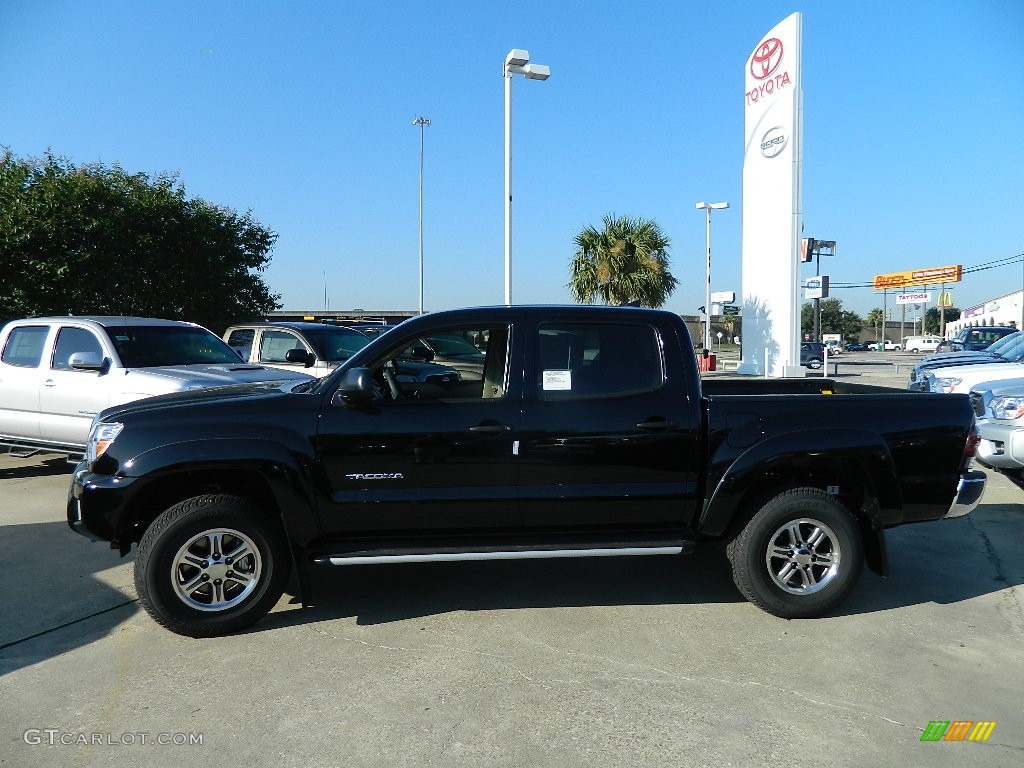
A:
[[945, 289, 1023, 337]]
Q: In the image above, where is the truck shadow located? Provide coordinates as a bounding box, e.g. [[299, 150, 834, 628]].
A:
[[0, 520, 138, 676], [255, 507, 1024, 631], [0, 455, 76, 479]]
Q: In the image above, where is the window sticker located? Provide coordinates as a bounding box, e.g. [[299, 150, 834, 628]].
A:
[[543, 370, 572, 390]]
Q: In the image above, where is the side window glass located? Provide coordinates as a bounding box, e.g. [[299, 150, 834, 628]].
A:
[[1, 326, 49, 368], [536, 323, 663, 400], [371, 326, 507, 401], [226, 329, 254, 361], [259, 330, 306, 363], [51, 327, 104, 370]]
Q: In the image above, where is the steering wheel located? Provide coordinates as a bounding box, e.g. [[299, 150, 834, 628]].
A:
[[381, 360, 402, 400]]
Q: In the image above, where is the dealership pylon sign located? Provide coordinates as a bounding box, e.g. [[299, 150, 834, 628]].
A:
[[738, 12, 803, 377]]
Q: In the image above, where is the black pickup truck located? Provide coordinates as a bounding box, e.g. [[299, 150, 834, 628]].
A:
[[68, 305, 986, 636]]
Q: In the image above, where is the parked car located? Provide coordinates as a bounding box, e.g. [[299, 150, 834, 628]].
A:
[[902, 336, 943, 354], [844, 341, 870, 352], [908, 331, 1024, 391], [68, 305, 985, 636], [866, 340, 901, 351], [823, 340, 843, 356], [224, 321, 461, 389], [939, 326, 1018, 353], [969, 376, 1024, 488], [0, 316, 312, 458], [799, 342, 825, 369]]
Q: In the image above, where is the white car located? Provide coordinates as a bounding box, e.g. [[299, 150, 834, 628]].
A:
[[823, 340, 843, 356], [867, 340, 902, 351], [903, 336, 943, 353]]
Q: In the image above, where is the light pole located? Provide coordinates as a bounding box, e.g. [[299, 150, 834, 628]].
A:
[[413, 116, 430, 315], [695, 201, 729, 351], [503, 48, 550, 305]]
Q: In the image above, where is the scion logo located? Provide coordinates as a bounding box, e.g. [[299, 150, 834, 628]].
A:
[[760, 126, 788, 158], [345, 473, 405, 481], [750, 37, 784, 80]]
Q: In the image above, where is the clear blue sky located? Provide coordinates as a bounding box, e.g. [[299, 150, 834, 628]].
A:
[[3, 1, 1021, 319]]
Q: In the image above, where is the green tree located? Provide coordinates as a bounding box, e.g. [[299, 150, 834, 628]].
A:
[[568, 214, 677, 307], [0, 150, 280, 332], [800, 298, 864, 340], [925, 306, 960, 335]]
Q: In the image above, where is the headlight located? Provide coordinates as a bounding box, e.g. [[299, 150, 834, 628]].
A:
[[989, 396, 1024, 420], [932, 377, 962, 393], [87, 422, 123, 463]]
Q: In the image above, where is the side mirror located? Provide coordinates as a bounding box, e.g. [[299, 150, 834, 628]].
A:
[[69, 352, 105, 371], [285, 348, 316, 367], [410, 345, 434, 362], [332, 367, 375, 405]]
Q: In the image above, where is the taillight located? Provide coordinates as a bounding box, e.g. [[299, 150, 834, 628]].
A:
[[962, 421, 980, 468]]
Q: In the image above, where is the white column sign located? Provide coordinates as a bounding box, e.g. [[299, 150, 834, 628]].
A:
[[738, 12, 803, 377]]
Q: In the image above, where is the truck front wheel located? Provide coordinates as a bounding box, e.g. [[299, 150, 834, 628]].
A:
[[726, 488, 863, 618], [134, 495, 291, 637]]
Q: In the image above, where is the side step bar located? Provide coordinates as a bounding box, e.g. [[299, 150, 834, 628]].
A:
[[313, 541, 695, 567]]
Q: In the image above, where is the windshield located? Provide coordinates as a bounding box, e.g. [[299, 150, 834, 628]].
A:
[[995, 332, 1024, 361], [990, 331, 1024, 358], [105, 325, 245, 367], [301, 328, 372, 362]]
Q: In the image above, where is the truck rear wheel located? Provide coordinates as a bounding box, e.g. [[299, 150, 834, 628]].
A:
[[134, 495, 290, 637], [726, 488, 863, 618]]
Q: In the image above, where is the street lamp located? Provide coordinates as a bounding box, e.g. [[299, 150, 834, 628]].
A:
[[503, 48, 550, 305], [695, 201, 729, 350], [413, 116, 430, 315]]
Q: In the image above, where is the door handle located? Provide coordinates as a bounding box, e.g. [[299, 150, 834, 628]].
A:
[[636, 419, 678, 431], [470, 423, 510, 433], [43, 379, 57, 387]]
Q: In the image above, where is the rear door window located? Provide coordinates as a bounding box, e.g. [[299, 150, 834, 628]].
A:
[[535, 323, 663, 400], [225, 328, 255, 361], [1, 326, 49, 367]]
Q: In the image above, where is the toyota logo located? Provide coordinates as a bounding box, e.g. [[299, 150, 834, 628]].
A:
[[750, 37, 783, 80], [760, 126, 788, 158]]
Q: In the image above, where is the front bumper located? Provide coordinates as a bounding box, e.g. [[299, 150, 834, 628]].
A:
[[944, 470, 987, 519], [67, 462, 137, 546], [976, 420, 1024, 471]]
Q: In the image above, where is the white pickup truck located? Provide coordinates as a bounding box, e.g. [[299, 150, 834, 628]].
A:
[[0, 316, 312, 458]]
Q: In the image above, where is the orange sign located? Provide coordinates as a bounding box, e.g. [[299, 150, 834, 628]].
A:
[[873, 265, 962, 290]]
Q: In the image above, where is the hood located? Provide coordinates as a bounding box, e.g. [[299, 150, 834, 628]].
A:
[[917, 354, 1007, 374], [100, 379, 311, 422], [127, 363, 314, 387], [922, 351, 996, 366], [931, 361, 1024, 379]]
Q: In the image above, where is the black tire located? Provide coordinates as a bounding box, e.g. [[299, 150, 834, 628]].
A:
[[807, 357, 823, 370], [726, 488, 863, 618], [134, 494, 291, 637]]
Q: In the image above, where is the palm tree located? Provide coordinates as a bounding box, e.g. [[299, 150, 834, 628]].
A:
[[866, 308, 884, 342], [568, 214, 678, 307]]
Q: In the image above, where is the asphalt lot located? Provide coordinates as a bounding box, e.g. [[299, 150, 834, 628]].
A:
[[2, 367, 1023, 767]]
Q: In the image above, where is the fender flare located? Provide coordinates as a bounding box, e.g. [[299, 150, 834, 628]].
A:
[[701, 428, 902, 574], [114, 437, 319, 550]]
